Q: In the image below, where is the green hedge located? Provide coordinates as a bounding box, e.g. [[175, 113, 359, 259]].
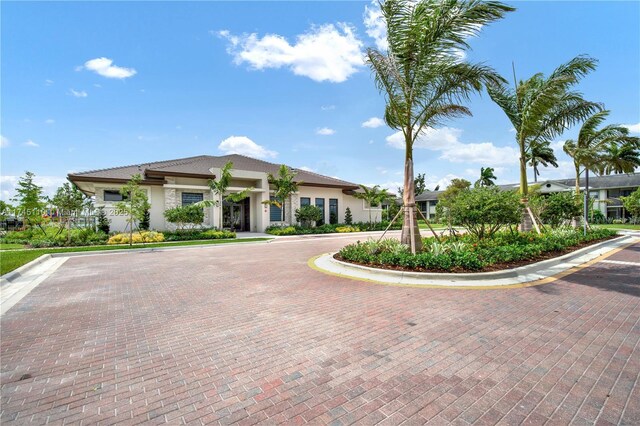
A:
[[266, 221, 401, 236], [163, 229, 236, 241], [338, 228, 617, 272]]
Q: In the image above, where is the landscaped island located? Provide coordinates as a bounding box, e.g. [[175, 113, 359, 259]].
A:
[[337, 228, 617, 273]]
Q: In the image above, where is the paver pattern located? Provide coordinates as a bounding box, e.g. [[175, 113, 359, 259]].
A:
[[1, 236, 639, 425]]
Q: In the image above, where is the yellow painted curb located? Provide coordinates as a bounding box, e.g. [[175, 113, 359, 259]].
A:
[[307, 239, 637, 290]]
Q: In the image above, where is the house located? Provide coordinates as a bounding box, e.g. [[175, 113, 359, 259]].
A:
[[415, 172, 640, 220], [68, 154, 383, 232]]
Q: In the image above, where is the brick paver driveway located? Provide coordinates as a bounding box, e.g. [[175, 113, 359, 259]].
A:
[[1, 236, 639, 425]]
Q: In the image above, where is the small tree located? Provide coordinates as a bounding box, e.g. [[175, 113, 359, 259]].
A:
[[353, 185, 391, 229], [96, 206, 110, 234], [448, 187, 522, 239], [621, 188, 640, 224], [295, 205, 323, 228], [12, 171, 47, 235], [115, 174, 150, 246], [0, 200, 13, 222], [539, 192, 582, 228], [344, 207, 353, 225], [263, 165, 299, 225], [50, 182, 86, 244], [139, 208, 151, 231], [202, 161, 252, 229], [164, 204, 205, 231], [435, 178, 471, 226]]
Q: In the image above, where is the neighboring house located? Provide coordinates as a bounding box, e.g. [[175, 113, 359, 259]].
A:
[[415, 173, 640, 220], [68, 154, 383, 232]]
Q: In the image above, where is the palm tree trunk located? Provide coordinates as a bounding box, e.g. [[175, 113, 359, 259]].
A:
[[583, 168, 589, 235], [574, 164, 581, 195], [533, 161, 538, 183], [401, 146, 422, 253], [518, 137, 532, 231]]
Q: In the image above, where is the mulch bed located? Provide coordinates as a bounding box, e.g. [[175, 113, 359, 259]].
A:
[[333, 235, 618, 274]]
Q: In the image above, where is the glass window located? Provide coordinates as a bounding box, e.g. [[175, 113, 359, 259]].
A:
[[300, 197, 311, 207], [589, 191, 599, 200], [181, 192, 204, 206], [315, 198, 325, 226], [270, 196, 283, 222], [104, 190, 125, 202], [329, 198, 338, 224]]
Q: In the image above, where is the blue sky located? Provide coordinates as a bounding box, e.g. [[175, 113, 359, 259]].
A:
[[1, 1, 639, 200]]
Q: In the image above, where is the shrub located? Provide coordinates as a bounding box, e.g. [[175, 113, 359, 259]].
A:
[[2, 226, 108, 247], [539, 192, 582, 227], [448, 187, 522, 239], [295, 205, 323, 228], [164, 205, 205, 231], [336, 226, 360, 233], [163, 229, 235, 241], [96, 207, 110, 234], [620, 188, 640, 222], [338, 228, 616, 272], [344, 207, 353, 225], [139, 209, 151, 231], [107, 231, 165, 245], [265, 226, 298, 236]]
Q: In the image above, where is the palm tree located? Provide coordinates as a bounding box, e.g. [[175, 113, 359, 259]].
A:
[[353, 184, 391, 229], [563, 110, 635, 194], [526, 140, 558, 182], [563, 110, 638, 232], [366, 0, 513, 253], [263, 165, 299, 225], [487, 56, 601, 200], [198, 161, 252, 229], [598, 140, 640, 175], [475, 167, 497, 187]]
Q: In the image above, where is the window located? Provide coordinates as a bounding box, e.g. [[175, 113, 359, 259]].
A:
[[300, 197, 311, 207], [329, 199, 338, 224], [589, 191, 599, 200], [315, 198, 325, 226], [182, 192, 204, 206], [270, 196, 283, 222], [104, 190, 125, 202]]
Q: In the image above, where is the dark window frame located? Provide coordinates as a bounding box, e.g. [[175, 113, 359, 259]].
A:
[[181, 192, 204, 206], [104, 189, 126, 202]]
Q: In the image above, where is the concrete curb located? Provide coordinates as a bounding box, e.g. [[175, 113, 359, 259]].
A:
[[310, 236, 638, 288]]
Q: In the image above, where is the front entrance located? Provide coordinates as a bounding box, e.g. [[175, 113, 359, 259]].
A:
[[222, 198, 250, 232]]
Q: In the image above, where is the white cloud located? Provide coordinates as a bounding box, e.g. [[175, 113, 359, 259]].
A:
[[218, 136, 278, 159], [363, 1, 387, 50], [1, 135, 9, 148], [218, 23, 364, 83], [0, 175, 67, 201], [316, 127, 335, 136], [24, 140, 40, 148], [298, 166, 315, 172], [508, 127, 516, 133], [362, 117, 385, 128], [386, 127, 519, 167], [44, 119, 55, 124], [82, 57, 137, 79], [45, 79, 54, 86], [69, 89, 88, 98], [321, 105, 336, 111], [623, 122, 640, 133]]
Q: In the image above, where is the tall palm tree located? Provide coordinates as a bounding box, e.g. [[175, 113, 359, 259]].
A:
[[563, 110, 638, 232], [526, 140, 559, 182], [475, 167, 497, 187], [353, 184, 391, 228], [198, 161, 252, 229], [366, 0, 513, 253], [563, 110, 635, 194], [487, 56, 601, 200]]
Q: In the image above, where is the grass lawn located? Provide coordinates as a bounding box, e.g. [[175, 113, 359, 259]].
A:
[[0, 243, 26, 250], [0, 238, 272, 276], [592, 224, 640, 231]]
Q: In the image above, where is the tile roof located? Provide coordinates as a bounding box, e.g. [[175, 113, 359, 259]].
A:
[[68, 154, 359, 189]]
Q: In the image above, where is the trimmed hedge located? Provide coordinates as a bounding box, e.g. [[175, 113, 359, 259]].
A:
[[338, 228, 617, 272], [266, 221, 399, 236]]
